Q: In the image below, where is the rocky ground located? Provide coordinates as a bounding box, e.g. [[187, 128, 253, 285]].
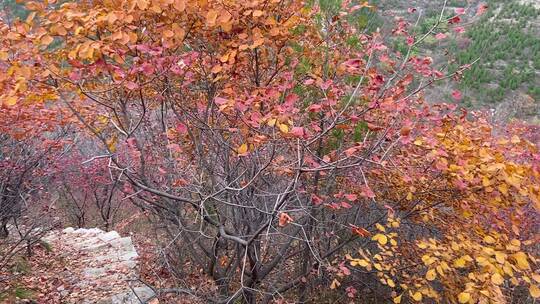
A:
[[1, 228, 155, 303]]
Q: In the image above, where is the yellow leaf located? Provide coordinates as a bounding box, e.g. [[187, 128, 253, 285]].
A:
[[393, 295, 402, 304], [495, 252, 506, 264], [375, 223, 386, 232], [458, 292, 471, 303], [412, 291, 422, 302], [237, 143, 248, 155], [483, 235, 496, 244], [372, 234, 388, 245], [454, 257, 466, 268], [107, 135, 118, 153], [530, 285, 540, 298], [330, 279, 340, 289], [475, 256, 487, 264], [498, 183, 508, 195], [4, 96, 17, 106], [512, 252, 530, 270], [491, 272, 504, 285], [279, 123, 289, 133], [252, 10, 264, 17], [387, 278, 396, 288], [436, 265, 444, 276], [406, 192, 413, 200], [422, 255, 435, 265], [426, 269, 437, 281], [482, 176, 491, 187], [267, 118, 276, 127], [503, 263, 514, 276], [358, 259, 370, 267]]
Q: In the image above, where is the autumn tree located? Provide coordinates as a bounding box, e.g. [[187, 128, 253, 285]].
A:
[[0, 0, 538, 303]]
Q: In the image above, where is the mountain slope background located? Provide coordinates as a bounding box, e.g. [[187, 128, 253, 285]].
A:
[[375, 0, 539, 121]]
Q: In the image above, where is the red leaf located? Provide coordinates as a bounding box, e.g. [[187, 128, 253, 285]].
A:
[[451, 90, 462, 101], [176, 123, 188, 134], [344, 58, 362, 69], [477, 3, 488, 16], [341, 201, 352, 209], [214, 97, 228, 105], [406, 36, 414, 46], [454, 7, 465, 15], [125, 81, 139, 90], [311, 194, 323, 205], [344, 193, 358, 201], [307, 104, 322, 113], [127, 137, 137, 147], [344, 147, 357, 157], [340, 265, 351, 276], [285, 93, 299, 105], [303, 78, 314, 85], [360, 185, 376, 198], [435, 33, 447, 40], [454, 26, 465, 34], [448, 15, 461, 24], [291, 127, 305, 137]]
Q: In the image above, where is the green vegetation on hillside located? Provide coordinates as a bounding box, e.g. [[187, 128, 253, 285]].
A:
[[449, 2, 540, 104]]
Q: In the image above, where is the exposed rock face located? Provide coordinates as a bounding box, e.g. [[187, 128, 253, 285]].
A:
[[43, 227, 155, 304]]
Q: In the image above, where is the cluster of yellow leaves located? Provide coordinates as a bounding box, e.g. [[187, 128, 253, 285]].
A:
[[420, 122, 540, 214], [346, 116, 539, 303], [350, 227, 539, 303], [346, 218, 403, 293], [414, 233, 539, 303]]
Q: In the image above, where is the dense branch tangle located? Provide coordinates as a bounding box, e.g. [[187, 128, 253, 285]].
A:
[[1, 0, 539, 303]]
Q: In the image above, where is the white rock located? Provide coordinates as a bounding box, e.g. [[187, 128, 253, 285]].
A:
[[98, 231, 121, 242], [110, 286, 155, 304], [62, 227, 75, 233], [43, 227, 155, 303]]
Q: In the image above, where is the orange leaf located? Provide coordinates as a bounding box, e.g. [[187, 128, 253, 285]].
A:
[[211, 65, 222, 74], [173, 0, 185, 12], [351, 225, 370, 237], [206, 10, 218, 26], [279, 212, 293, 227], [163, 29, 174, 38], [136, 0, 148, 10], [41, 35, 54, 46]]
